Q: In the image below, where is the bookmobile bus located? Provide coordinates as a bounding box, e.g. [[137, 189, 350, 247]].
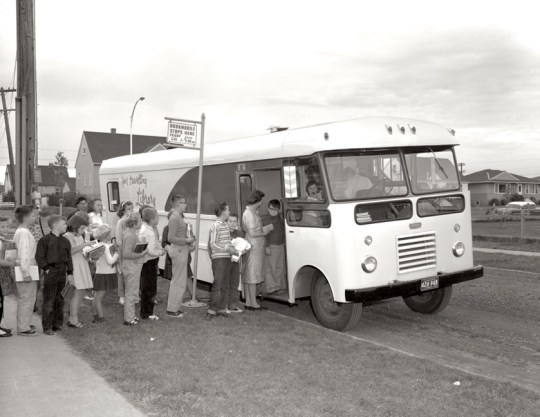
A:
[[99, 117, 483, 331]]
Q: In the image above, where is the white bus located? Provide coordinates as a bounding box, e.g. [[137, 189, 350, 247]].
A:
[[99, 117, 483, 331]]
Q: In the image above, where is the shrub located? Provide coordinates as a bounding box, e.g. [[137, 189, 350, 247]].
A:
[[509, 193, 524, 202], [488, 198, 500, 206], [46, 191, 80, 208], [2, 190, 15, 202]]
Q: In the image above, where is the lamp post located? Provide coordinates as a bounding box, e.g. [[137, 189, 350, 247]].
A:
[[129, 96, 145, 155]]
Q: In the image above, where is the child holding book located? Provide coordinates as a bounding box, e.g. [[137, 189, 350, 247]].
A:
[[91, 224, 118, 323], [35, 215, 73, 335], [65, 215, 93, 328], [261, 199, 286, 294], [122, 213, 147, 326], [0, 216, 16, 338]]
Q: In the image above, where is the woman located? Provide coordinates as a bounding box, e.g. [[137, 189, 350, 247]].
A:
[[65, 215, 93, 328], [114, 201, 134, 305], [242, 190, 270, 310], [121, 213, 147, 326], [67, 196, 88, 220]]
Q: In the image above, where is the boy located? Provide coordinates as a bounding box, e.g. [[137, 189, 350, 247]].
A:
[[226, 213, 243, 313], [205, 202, 238, 320], [35, 215, 74, 335], [0, 216, 16, 337], [261, 200, 286, 294]]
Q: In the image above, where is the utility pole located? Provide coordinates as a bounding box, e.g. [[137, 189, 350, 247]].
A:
[[0, 88, 16, 191], [458, 162, 466, 176], [16, 0, 37, 205]]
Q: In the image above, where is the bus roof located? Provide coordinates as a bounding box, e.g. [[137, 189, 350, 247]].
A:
[[100, 117, 458, 175]]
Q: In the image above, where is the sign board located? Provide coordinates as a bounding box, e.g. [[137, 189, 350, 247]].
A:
[[34, 168, 42, 184], [167, 120, 199, 147]]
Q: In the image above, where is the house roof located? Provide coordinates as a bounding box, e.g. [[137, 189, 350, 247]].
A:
[[463, 169, 539, 184], [83, 131, 166, 164], [6, 164, 69, 186]]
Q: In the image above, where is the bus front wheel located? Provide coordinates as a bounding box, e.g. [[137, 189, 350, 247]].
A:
[[310, 273, 362, 331], [402, 286, 453, 314]]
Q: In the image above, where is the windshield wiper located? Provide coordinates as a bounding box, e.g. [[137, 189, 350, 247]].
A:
[[428, 147, 448, 179]]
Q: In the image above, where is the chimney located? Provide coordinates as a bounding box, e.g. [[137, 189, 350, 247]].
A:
[[111, 128, 117, 134]]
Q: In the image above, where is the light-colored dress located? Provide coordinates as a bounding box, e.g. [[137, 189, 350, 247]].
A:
[[242, 206, 266, 284], [65, 232, 93, 289]]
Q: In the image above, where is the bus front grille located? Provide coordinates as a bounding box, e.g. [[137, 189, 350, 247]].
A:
[[396, 232, 437, 273]]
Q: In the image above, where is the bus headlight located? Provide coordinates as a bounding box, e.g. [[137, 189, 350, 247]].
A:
[[452, 241, 465, 257], [362, 256, 377, 273]]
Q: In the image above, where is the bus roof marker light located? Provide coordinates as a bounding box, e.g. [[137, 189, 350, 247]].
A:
[[397, 125, 406, 134], [324, 132, 329, 141], [408, 124, 416, 134], [385, 125, 393, 134], [454, 224, 461, 232]]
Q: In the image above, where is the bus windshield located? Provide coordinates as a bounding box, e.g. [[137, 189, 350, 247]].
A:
[[325, 151, 408, 201], [403, 147, 460, 194]]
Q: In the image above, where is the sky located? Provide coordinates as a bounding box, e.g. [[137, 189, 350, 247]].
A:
[[1, 0, 540, 182]]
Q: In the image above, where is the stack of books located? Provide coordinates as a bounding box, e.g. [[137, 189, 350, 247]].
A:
[[355, 212, 372, 224]]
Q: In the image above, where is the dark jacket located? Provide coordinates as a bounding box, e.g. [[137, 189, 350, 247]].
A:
[[35, 233, 74, 274]]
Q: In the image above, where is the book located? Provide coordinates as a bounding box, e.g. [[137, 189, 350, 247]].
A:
[[14, 265, 40, 282], [133, 243, 148, 253], [0, 240, 17, 261], [82, 242, 106, 259]]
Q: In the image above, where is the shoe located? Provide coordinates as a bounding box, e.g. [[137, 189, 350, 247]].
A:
[[244, 306, 255, 311], [84, 295, 94, 301], [0, 326, 12, 334], [0, 329, 12, 338], [228, 307, 243, 313], [166, 311, 184, 318], [52, 326, 62, 331], [252, 305, 268, 311], [204, 313, 215, 321], [216, 310, 231, 318], [18, 329, 37, 336], [92, 317, 106, 324], [148, 314, 159, 320], [119, 297, 125, 305], [123, 319, 138, 326], [67, 322, 83, 329], [43, 329, 55, 336]]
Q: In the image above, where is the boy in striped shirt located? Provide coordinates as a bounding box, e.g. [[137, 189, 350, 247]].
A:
[[205, 202, 239, 320]]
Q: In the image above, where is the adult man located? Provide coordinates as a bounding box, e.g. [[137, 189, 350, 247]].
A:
[[164, 195, 195, 317]]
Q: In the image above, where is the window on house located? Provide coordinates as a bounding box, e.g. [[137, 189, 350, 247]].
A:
[[83, 147, 86, 155], [518, 184, 522, 194], [496, 184, 506, 194]]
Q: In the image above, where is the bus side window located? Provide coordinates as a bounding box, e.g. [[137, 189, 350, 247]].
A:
[[286, 209, 331, 228], [107, 182, 120, 212], [283, 157, 326, 203]]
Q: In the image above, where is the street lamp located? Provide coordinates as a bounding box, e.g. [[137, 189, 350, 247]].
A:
[[129, 96, 145, 155]]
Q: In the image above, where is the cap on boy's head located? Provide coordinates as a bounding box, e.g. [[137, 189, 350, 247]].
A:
[[47, 215, 66, 229], [268, 199, 281, 209], [93, 224, 112, 241]]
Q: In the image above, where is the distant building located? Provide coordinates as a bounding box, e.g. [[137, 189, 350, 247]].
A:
[[75, 129, 166, 199], [463, 169, 540, 205], [4, 165, 73, 196]]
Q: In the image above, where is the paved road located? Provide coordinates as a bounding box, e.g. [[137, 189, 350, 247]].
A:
[[266, 266, 540, 393]]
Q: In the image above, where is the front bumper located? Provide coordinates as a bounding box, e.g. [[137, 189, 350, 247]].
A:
[[345, 265, 484, 303]]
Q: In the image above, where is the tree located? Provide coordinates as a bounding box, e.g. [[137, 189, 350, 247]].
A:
[[49, 151, 69, 195]]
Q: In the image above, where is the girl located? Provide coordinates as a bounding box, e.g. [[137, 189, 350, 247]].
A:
[[115, 200, 134, 305], [87, 199, 104, 237], [91, 225, 118, 323], [121, 213, 147, 326], [13, 205, 39, 335], [65, 215, 93, 328]]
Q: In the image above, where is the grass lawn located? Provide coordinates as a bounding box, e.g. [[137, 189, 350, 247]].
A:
[[472, 219, 540, 239], [474, 250, 540, 273], [59, 278, 540, 417]]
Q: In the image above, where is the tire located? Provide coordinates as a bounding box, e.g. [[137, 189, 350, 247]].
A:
[[310, 273, 362, 331], [403, 285, 453, 314]]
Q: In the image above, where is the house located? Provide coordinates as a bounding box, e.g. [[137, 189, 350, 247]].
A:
[[75, 129, 166, 199], [4, 165, 73, 196], [462, 169, 540, 206]]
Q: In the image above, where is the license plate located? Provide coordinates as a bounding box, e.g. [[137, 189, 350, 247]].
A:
[[420, 278, 439, 291]]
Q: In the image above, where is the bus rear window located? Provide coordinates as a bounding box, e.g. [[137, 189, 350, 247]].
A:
[[417, 195, 465, 217], [355, 200, 412, 224]]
